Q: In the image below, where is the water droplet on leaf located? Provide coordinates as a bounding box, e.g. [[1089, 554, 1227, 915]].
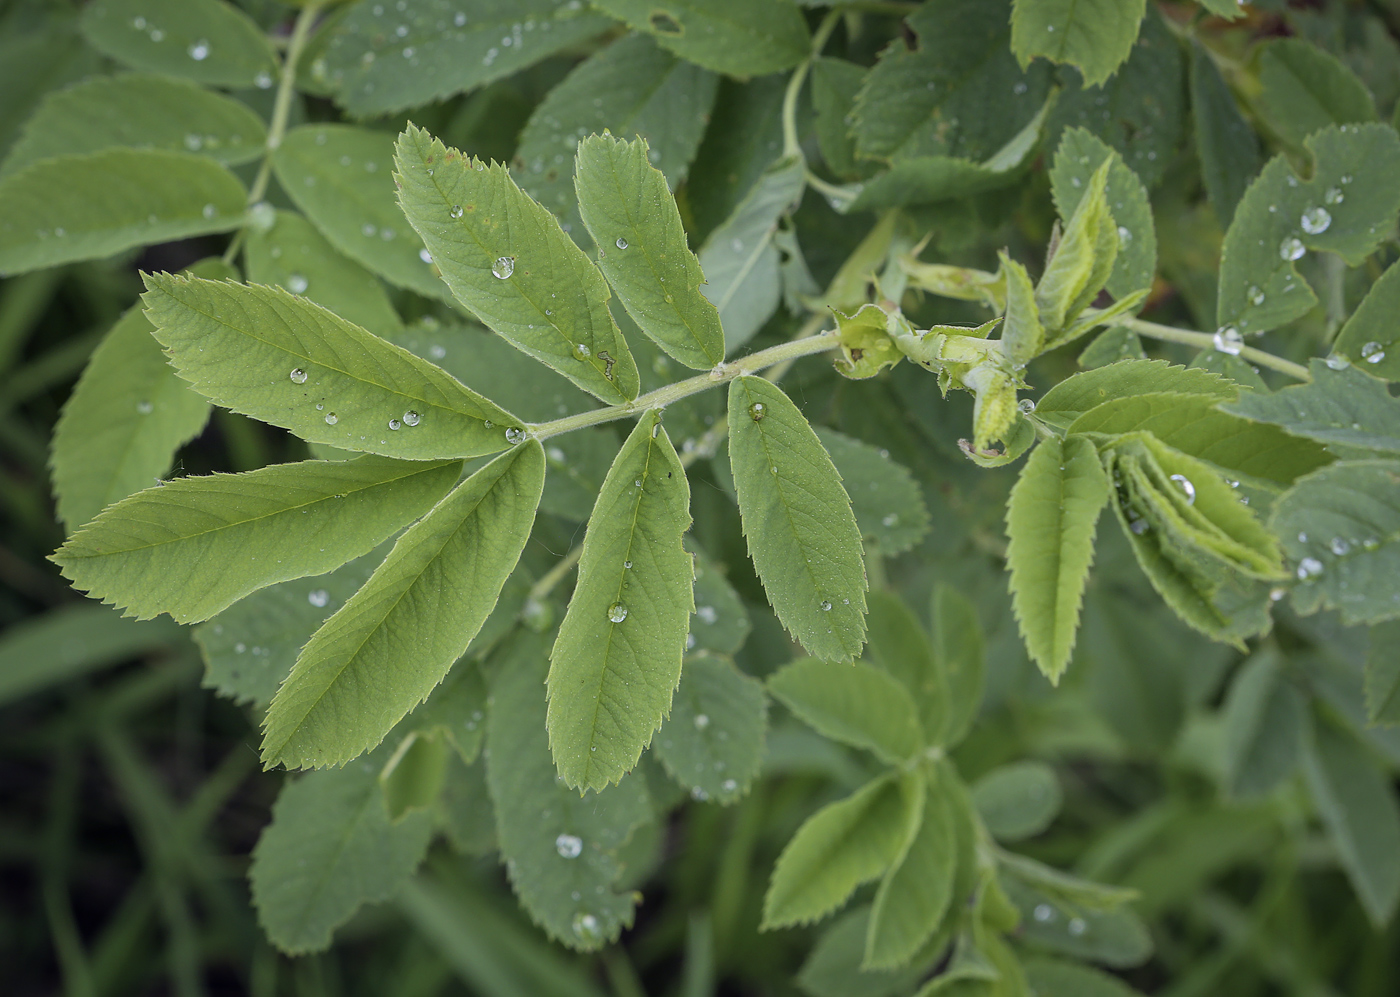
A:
[[607, 602, 628, 623], [289, 368, 308, 384], [1300, 206, 1331, 234], [555, 833, 583, 859]]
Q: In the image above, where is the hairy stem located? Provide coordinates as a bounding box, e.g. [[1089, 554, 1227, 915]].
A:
[[781, 10, 843, 159], [1106, 314, 1312, 382]]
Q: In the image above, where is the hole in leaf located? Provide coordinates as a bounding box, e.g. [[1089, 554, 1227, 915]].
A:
[[649, 10, 683, 35]]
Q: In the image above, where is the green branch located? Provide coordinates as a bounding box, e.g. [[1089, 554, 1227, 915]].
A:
[[1107, 314, 1312, 382]]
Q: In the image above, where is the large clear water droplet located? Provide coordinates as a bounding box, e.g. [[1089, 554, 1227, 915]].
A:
[[1297, 556, 1324, 580], [419, 248, 433, 264], [136, 400, 153, 414], [449, 204, 464, 219], [402, 410, 420, 427], [1279, 236, 1306, 261], [693, 713, 710, 730], [1169, 473, 1196, 505], [1330, 537, 1351, 556], [1324, 353, 1350, 370], [289, 368, 308, 384], [1300, 206, 1331, 234], [492, 256, 515, 279], [1361, 341, 1387, 363], [188, 40, 210, 61], [308, 589, 329, 608], [607, 602, 628, 623], [572, 343, 591, 361], [1213, 327, 1243, 355], [1325, 186, 1345, 205], [820, 600, 833, 612], [388, 418, 402, 430], [505, 427, 526, 445], [325, 413, 338, 425], [571, 913, 602, 943], [287, 273, 309, 294], [615, 237, 628, 250], [1018, 398, 1036, 414], [555, 833, 583, 859], [748, 402, 766, 422]]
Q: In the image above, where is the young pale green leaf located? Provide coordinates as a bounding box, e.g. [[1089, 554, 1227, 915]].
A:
[[1332, 261, 1400, 381], [852, 0, 1051, 166], [272, 125, 451, 304], [194, 543, 390, 708], [245, 210, 402, 338], [699, 156, 806, 352], [652, 653, 767, 805], [999, 251, 1043, 367], [261, 443, 545, 770], [763, 771, 920, 930], [312, 0, 613, 118], [1217, 124, 1400, 335], [51, 301, 211, 531], [1034, 358, 1238, 431], [250, 746, 434, 955], [972, 761, 1063, 842], [141, 273, 518, 459], [379, 729, 450, 822], [79, 0, 277, 88], [932, 584, 985, 748], [768, 657, 923, 764], [865, 767, 957, 970], [487, 630, 652, 951], [688, 545, 751, 656], [1006, 436, 1109, 683], [1224, 362, 1400, 455], [1069, 391, 1331, 487], [1365, 621, 1400, 726], [1011, 0, 1146, 88], [815, 428, 931, 556], [0, 149, 245, 276], [1220, 648, 1305, 800], [1301, 707, 1400, 926], [513, 32, 716, 239], [547, 412, 692, 791], [728, 376, 867, 661], [1189, 42, 1261, 228], [1272, 460, 1400, 625], [591, 0, 810, 77], [864, 590, 946, 744], [575, 134, 723, 369], [1050, 128, 1156, 299], [1, 73, 266, 177], [53, 456, 459, 624], [1252, 39, 1376, 150], [1037, 159, 1117, 334], [394, 125, 640, 404]]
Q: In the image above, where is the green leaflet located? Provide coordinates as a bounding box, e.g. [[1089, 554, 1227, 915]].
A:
[[397, 657, 490, 765], [0, 148, 245, 276], [972, 761, 1063, 841], [394, 125, 640, 404], [1037, 159, 1117, 335], [1011, 0, 1146, 89], [141, 273, 518, 460], [863, 590, 946, 744], [684, 76, 786, 241], [547, 412, 692, 790], [1365, 621, 1400, 726], [1196, 0, 1245, 16], [728, 376, 867, 661], [79, 0, 277, 88], [1049, 128, 1156, 299], [1220, 649, 1305, 800], [194, 543, 389, 708], [1272, 460, 1400, 625], [768, 657, 923, 764], [245, 210, 402, 338], [699, 156, 806, 352], [486, 630, 652, 951], [865, 767, 957, 970], [513, 32, 716, 240], [311, 0, 613, 118], [0, 604, 182, 709], [812, 57, 867, 180], [575, 135, 724, 369], [591, 0, 810, 77], [0, 18, 102, 163], [763, 771, 919, 930], [50, 302, 211, 531], [1, 73, 266, 177], [1189, 42, 1261, 228], [272, 125, 451, 303], [1068, 392, 1332, 487], [52, 456, 459, 624], [379, 730, 450, 821], [816, 428, 931, 555], [1078, 326, 1145, 369], [1332, 261, 1400, 381], [688, 544, 751, 656], [652, 653, 768, 804], [847, 157, 1018, 212], [852, 0, 1050, 166], [1251, 39, 1376, 150], [1217, 124, 1400, 335], [249, 745, 434, 955], [437, 752, 496, 855], [1034, 358, 1238, 431], [540, 427, 622, 521], [798, 906, 941, 997], [1005, 437, 1109, 683], [932, 584, 985, 748], [1301, 707, 1400, 926], [1023, 959, 1146, 997], [1224, 361, 1400, 455], [261, 443, 545, 769]]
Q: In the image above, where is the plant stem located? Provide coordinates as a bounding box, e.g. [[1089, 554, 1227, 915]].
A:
[[1105, 314, 1312, 382], [526, 329, 841, 441], [781, 11, 843, 159]]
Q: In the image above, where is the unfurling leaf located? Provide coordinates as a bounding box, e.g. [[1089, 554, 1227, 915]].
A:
[[548, 412, 693, 791], [1037, 158, 1118, 337]]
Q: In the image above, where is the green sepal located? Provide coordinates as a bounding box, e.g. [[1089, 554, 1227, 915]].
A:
[[834, 304, 906, 379]]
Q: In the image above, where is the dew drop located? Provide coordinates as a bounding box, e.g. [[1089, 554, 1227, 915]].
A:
[[1130, 518, 1150, 535], [1249, 285, 1265, 306], [571, 913, 601, 943], [1270, 587, 1287, 602], [287, 273, 309, 294], [449, 204, 464, 219], [1279, 236, 1306, 261], [136, 400, 153, 414], [201, 202, 216, 219], [1297, 556, 1324, 580], [748, 402, 766, 421], [492, 256, 515, 279], [402, 410, 420, 427], [1325, 186, 1345, 205], [820, 600, 833, 612], [1169, 473, 1196, 505], [289, 368, 308, 384], [505, 427, 526, 445], [607, 602, 629, 623], [1017, 398, 1036, 414], [693, 713, 710, 730], [1068, 918, 1087, 937], [483, 419, 494, 430], [419, 248, 433, 264], [1034, 904, 1055, 922], [1213, 326, 1243, 355], [1116, 225, 1132, 243], [555, 833, 583, 859], [696, 605, 718, 624], [188, 40, 210, 61], [572, 343, 592, 361], [388, 418, 402, 430], [1330, 537, 1351, 556], [308, 589, 329, 608], [254, 70, 274, 89], [1361, 341, 1386, 363], [615, 237, 628, 250], [325, 413, 338, 425], [1300, 206, 1331, 234], [1324, 353, 1350, 370]]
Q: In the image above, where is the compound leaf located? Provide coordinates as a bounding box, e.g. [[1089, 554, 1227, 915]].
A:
[[728, 376, 867, 662], [1034, 359, 1238, 430], [548, 412, 692, 790], [763, 771, 919, 930], [591, 0, 810, 77], [395, 124, 640, 404], [141, 273, 519, 460], [53, 456, 460, 624], [261, 442, 545, 769], [575, 134, 723, 369], [1006, 437, 1109, 683], [768, 657, 923, 764], [250, 745, 433, 955], [971, 761, 1063, 841], [1011, 0, 1146, 89], [79, 0, 277, 88], [0, 149, 245, 276], [652, 653, 768, 805]]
